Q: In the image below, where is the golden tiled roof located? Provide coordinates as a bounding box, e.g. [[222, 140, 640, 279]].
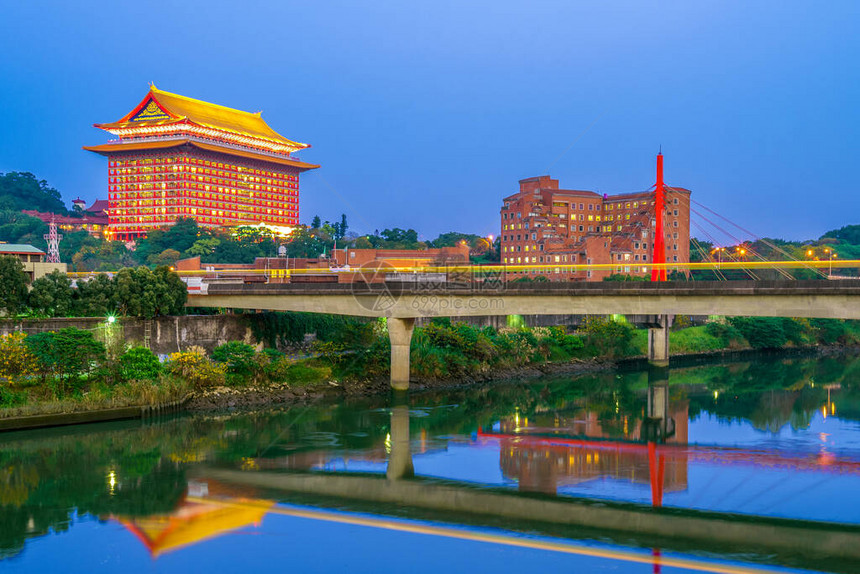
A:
[[95, 86, 308, 149]]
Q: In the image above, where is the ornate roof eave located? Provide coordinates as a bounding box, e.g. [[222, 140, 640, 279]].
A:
[[82, 139, 320, 171], [96, 119, 307, 154]]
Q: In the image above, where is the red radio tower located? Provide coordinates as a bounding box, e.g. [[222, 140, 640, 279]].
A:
[[651, 153, 667, 281]]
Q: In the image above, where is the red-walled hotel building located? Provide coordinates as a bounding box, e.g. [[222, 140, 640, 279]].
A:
[[85, 86, 319, 241], [501, 175, 690, 281]]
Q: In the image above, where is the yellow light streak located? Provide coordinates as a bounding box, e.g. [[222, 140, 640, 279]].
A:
[[63, 259, 860, 279], [185, 497, 788, 574]]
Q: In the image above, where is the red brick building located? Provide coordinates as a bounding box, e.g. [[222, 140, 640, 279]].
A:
[[500, 175, 690, 281], [85, 86, 319, 241]]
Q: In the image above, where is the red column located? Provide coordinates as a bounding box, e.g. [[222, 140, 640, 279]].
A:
[[651, 154, 667, 281]]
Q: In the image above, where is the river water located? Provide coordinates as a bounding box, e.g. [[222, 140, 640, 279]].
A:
[[2, 353, 860, 573]]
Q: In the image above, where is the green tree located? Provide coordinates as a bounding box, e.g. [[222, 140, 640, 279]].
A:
[[428, 231, 482, 248], [25, 328, 106, 395], [311, 215, 322, 229], [336, 213, 348, 240], [0, 171, 67, 213], [74, 274, 116, 317], [59, 229, 103, 265], [148, 248, 182, 266], [822, 224, 860, 245], [185, 237, 221, 257], [71, 241, 134, 272], [285, 225, 329, 258], [114, 266, 187, 318], [28, 271, 74, 317], [352, 236, 373, 249], [133, 217, 204, 265], [0, 255, 29, 316], [370, 228, 424, 249], [0, 210, 48, 250]]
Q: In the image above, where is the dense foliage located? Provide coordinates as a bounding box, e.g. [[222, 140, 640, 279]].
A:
[[0, 172, 67, 213], [25, 266, 187, 319], [0, 256, 30, 316]]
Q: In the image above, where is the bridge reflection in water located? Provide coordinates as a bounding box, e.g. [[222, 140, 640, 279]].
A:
[[181, 379, 860, 572], [481, 368, 685, 506]]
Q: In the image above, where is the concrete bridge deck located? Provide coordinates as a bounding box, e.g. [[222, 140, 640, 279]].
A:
[[188, 280, 860, 320], [187, 280, 860, 388]]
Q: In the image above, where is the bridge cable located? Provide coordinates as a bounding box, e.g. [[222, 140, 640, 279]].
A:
[[689, 205, 794, 280], [690, 230, 727, 281], [688, 196, 826, 278], [672, 190, 798, 280]]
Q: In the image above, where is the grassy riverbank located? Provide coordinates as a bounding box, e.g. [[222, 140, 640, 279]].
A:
[[3, 315, 860, 421]]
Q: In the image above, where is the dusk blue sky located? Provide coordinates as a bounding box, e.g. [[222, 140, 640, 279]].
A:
[[1, 1, 857, 241]]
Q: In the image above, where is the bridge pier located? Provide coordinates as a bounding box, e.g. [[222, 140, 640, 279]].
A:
[[647, 314, 672, 367], [388, 317, 415, 390], [386, 399, 414, 480], [642, 366, 674, 443]]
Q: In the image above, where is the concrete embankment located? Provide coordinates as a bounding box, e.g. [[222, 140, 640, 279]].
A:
[[0, 314, 258, 355], [0, 397, 188, 432]]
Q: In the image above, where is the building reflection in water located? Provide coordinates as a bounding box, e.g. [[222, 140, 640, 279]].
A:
[[483, 368, 689, 504], [115, 481, 273, 558]]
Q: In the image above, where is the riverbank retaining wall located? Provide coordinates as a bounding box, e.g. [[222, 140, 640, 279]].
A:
[[0, 314, 258, 356]]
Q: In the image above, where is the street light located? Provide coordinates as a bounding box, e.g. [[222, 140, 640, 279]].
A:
[[711, 246, 725, 268]]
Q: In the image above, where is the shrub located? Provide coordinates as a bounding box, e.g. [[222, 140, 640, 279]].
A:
[[705, 320, 744, 346], [727, 317, 787, 349], [0, 387, 26, 407], [211, 341, 258, 380], [579, 316, 635, 358], [0, 332, 38, 383], [166, 350, 226, 389], [808, 319, 847, 345], [282, 364, 330, 385], [118, 347, 162, 382]]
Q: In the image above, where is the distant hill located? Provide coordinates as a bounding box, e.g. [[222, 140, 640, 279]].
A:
[[0, 171, 67, 214], [822, 224, 860, 245]]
